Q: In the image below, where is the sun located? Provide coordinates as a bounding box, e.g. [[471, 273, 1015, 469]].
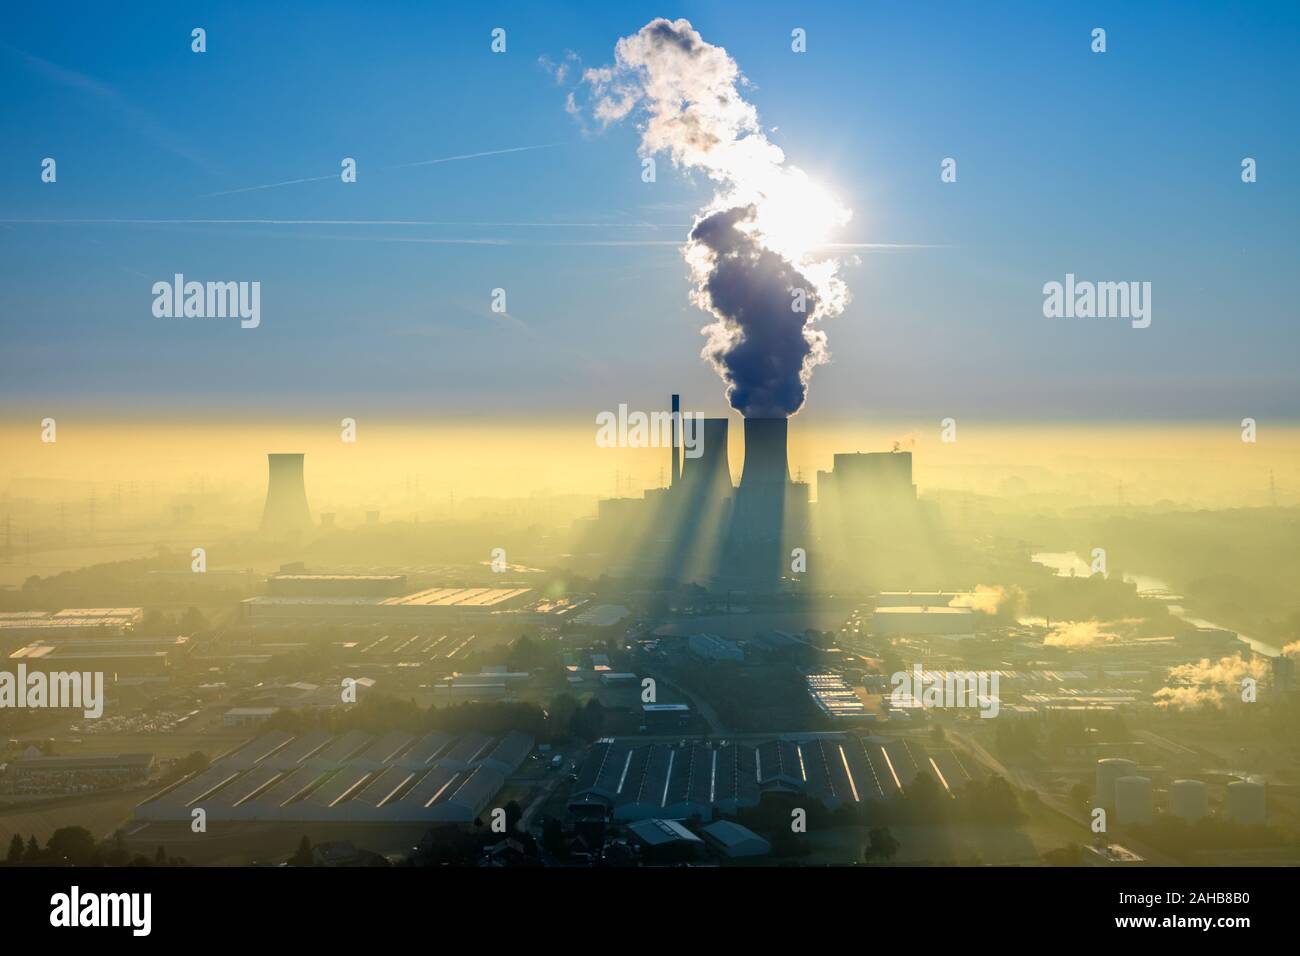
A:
[[748, 168, 851, 264]]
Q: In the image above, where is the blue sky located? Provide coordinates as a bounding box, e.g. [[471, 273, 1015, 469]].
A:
[[1, 0, 1297, 424]]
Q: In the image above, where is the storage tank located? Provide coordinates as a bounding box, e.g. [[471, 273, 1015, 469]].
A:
[[1115, 775, 1153, 825], [1226, 780, 1266, 824], [1169, 779, 1208, 823], [1095, 758, 1137, 809]]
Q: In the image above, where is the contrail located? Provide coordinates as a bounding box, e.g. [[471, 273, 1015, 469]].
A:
[[383, 143, 563, 169], [0, 218, 686, 228], [201, 174, 338, 198], [200, 144, 563, 197], [0, 219, 940, 250]]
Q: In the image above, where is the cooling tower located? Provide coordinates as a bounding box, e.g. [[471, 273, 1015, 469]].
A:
[[679, 418, 733, 502], [739, 417, 790, 487], [260, 453, 313, 535], [1226, 780, 1266, 824], [1095, 758, 1137, 810], [1114, 776, 1153, 825], [1169, 779, 1208, 823], [731, 417, 790, 544]]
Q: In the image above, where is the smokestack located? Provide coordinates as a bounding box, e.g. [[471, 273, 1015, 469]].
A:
[[671, 394, 681, 488], [260, 453, 312, 535]]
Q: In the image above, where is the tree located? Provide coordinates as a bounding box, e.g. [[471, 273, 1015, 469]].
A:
[[155, 845, 168, 865], [541, 817, 567, 858], [106, 830, 129, 867], [504, 800, 523, 833], [23, 835, 41, 863], [6, 834, 23, 864], [864, 826, 900, 864], [290, 835, 313, 867], [46, 826, 97, 866]]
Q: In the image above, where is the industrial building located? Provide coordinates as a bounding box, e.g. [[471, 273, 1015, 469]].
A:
[[4, 753, 156, 795], [267, 573, 409, 598], [135, 729, 533, 825], [8, 635, 191, 679], [568, 733, 975, 822], [806, 672, 868, 719], [817, 451, 917, 523], [0, 608, 143, 642], [688, 633, 744, 662], [701, 820, 771, 858], [626, 818, 704, 861], [871, 605, 976, 638], [240, 585, 535, 623]]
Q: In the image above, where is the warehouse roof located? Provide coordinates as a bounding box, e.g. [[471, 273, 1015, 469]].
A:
[[627, 818, 702, 847]]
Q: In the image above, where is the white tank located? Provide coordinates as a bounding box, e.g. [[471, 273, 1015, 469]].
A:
[[1169, 779, 1208, 822], [1095, 758, 1137, 809], [1226, 780, 1266, 824], [1115, 776, 1153, 825]]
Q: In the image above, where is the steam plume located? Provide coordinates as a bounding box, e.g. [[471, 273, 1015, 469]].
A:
[[1153, 654, 1268, 711], [577, 18, 851, 417]]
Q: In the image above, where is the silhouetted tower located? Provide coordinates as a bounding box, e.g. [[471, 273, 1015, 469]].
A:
[[671, 393, 681, 488], [260, 453, 313, 534]]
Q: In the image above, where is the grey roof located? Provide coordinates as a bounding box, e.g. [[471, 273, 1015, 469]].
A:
[[628, 818, 702, 846]]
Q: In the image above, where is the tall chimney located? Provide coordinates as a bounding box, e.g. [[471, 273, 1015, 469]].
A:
[[671, 394, 681, 488], [261, 453, 313, 534]]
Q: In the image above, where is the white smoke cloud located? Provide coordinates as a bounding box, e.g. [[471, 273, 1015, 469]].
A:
[[575, 18, 852, 417], [951, 584, 1025, 616], [1043, 619, 1120, 649], [1153, 654, 1268, 711]]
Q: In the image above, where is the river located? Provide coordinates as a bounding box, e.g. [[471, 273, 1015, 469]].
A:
[[1030, 551, 1281, 658]]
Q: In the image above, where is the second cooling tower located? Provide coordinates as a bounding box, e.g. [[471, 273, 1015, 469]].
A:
[[260, 453, 313, 535], [679, 417, 733, 503]]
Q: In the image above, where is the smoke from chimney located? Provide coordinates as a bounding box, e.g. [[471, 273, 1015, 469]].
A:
[[574, 18, 852, 418]]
